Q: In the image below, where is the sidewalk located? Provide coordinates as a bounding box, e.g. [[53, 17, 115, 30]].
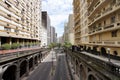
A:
[[82, 51, 120, 66], [42, 49, 57, 62]]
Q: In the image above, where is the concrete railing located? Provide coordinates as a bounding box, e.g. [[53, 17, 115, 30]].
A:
[[67, 49, 120, 80], [0, 48, 50, 63]]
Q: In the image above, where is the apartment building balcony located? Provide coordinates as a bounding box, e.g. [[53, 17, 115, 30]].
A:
[[74, 24, 80, 30], [87, 0, 98, 10], [75, 29, 81, 34], [88, 21, 120, 35], [88, 0, 109, 18], [7, 0, 21, 11], [0, 6, 21, 24], [89, 41, 120, 47], [0, 1, 22, 18], [75, 13, 80, 22], [0, 15, 22, 29], [75, 35, 80, 39], [88, 1, 120, 27]]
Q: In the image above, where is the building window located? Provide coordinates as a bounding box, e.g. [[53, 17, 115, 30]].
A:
[[5, 1, 11, 8], [4, 27, 11, 32], [113, 51, 118, 56], [104, 21, 106, 25], [98, 23, 101, 27], [15, 30, 19, 33], [111, 30, 117, 37], [21, 9, 24, 14], [111, 16, 116, 23], [7, 14, 11, 17]]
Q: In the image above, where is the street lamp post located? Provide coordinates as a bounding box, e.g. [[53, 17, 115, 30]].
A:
[[107, 48, 111, 62]]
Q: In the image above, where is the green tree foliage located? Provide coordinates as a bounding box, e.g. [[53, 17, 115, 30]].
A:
[[63, 41, 72, 48], [1, 43, 11, 50], [11, 43, 20, 49], [48, 43, 56, 49]]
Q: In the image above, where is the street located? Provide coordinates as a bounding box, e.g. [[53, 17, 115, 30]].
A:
[[26, 49, 70, 80], [53, 52, 70, 80]]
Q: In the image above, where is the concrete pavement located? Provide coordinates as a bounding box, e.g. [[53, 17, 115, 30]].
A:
[[24, 49, 71, 80], [26, 49, 57, 80]]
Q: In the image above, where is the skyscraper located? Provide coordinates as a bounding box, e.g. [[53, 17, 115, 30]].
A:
[[42, 11, 51, 46]]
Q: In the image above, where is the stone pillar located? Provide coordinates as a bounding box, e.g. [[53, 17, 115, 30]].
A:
[[26, 60, 29, 76], [17, 38, 19, 44], [0, 72, 3, 80], [9, 37, 12, 45], [16, 66, 20, 80], [33, 57, 35, 69], [36, 56, 38, 66]]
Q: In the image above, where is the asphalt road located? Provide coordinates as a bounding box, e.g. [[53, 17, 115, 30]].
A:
[[27, 62, 52, 80], [53, 52, 70, 80], [27, 50, 56, 80], [26, 49, 70, 80]]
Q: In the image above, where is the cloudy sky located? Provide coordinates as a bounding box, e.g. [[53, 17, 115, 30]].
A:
[[42, 0, 73, 37]]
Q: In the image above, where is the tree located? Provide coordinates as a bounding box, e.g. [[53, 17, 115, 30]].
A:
[[48, 43, 56, 49], [63, 41, 72, 48]]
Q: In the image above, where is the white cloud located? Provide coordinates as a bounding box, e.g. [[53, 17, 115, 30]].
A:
[[42, 0, 73, 37]]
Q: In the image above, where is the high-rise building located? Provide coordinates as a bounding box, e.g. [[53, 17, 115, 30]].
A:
[[73, 0, 81, 45], [42, 11, 51, 46], [0, 0, 41, 46], [64, 22, 69, 42], [50, 26, 56, 43], [64, 14, 74, 45], [68, 14, 74, 45], [55, 33, 57, 43], [41, 12, 47, 47], [73, 0, 120, 56]]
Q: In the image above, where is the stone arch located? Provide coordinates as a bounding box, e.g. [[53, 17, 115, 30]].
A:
[[34, 55, 38, 65], [40, 53, 43, 60], [101, 47, 107, 56], [87, 46, 91, 53], [87, 70, 99, 80], [113, 51, 118, 56], [38, 54, 41, 60], [2, 64, 17, 80], [20, 60, 27, 77], [92, 46, 98, 55], [80, 64, 87, 80], [88, 74, 97, 80], [75, 59, 80, 76], [83, 45, 87, 51], [29, 57, 34, 70]]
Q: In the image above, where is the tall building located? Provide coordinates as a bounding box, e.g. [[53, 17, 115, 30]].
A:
[[50, 26, 56, 43], [68, 14, 74, 45], [55, 33, 57, 43], [42, 11, 51, 46], [41, 12, 47, 47], [0, 0, 41, 46], [64, 22, 69, 42], [64, 14, 74, 45], [73, 0, 120, 56], [73, 0, 81, 45]]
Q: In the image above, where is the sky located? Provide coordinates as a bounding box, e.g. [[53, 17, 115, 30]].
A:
[[42, 0, 73, 37]]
